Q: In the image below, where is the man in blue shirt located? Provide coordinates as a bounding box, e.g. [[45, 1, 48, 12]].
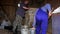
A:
[[32, 3, 53, 34]]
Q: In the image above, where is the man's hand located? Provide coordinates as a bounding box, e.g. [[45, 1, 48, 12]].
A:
[[49, 12, 52, 17], [32, 27, 35, 30], [49, 8, 54, 18]]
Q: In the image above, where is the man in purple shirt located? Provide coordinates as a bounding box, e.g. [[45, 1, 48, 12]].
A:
[[32, 3, 53, 34]]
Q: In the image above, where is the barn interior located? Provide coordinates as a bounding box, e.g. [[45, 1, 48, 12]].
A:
[[0, 0, 60, 34]]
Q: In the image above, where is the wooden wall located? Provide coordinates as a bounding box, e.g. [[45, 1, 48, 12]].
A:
[[0, 0, 20, 24], [47, 0, 60, 9], [0, 0, 60, 24]]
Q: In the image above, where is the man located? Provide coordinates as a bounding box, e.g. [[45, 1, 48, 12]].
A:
[[32, 2, 53, 34], [16, 0, 29, 18], [13, 0, 29, 33]]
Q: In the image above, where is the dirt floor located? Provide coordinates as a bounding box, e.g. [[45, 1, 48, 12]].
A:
[[47, 20, 52, 34], [0, 22, 52, 34]]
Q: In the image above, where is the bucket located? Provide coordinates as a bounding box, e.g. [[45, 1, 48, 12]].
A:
[[30, 28, 35, 34], [21, 25, 29, 34], [21, 29, 29, 34]]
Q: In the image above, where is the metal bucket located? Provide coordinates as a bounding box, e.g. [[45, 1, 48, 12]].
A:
[[30, 28, 35, 34], [21, 25, 29, 34], [21, 29, 29, 34]]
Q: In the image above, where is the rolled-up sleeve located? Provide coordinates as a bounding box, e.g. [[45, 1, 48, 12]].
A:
[[45, 3, 51, 12]]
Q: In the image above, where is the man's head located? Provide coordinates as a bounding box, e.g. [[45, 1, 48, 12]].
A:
[[24, 0, 29, 4], [39, 0, 49, 7]]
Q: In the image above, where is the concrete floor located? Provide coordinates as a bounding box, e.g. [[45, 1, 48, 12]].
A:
[[0, 29, 13, 34]]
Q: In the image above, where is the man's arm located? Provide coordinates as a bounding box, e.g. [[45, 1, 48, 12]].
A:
[[32, 8, 39, 30], [45, 4, 53, 17], [48, 8, 54, 18], [23, 6, 29, 10]]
